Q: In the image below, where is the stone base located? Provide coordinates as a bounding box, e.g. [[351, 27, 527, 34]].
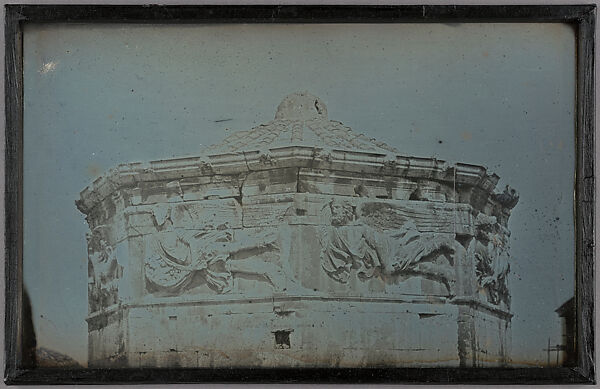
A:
[[88, 295, 509, 368]]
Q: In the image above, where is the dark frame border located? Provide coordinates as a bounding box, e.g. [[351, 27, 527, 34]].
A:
[[4, 4, 595, 385]]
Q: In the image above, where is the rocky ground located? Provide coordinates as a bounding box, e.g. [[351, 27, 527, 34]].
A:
[[35, 347, 84, 368]]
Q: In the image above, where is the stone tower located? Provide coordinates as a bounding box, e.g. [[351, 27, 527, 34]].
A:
[[77, 92, 518, 368]]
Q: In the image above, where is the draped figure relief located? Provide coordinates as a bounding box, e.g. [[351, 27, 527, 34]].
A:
[[144, 206, 299, 295]]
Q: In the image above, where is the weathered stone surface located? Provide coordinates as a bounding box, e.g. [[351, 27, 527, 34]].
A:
[[242, 167, 299, 197], [87, 308, 127, 367], [120, 300, 462, 368], [79, 92, 518, 368], [298, 168, 418, 200]]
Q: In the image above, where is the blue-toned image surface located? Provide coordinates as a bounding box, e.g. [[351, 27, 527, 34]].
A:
[[23, 23, 575, 368]]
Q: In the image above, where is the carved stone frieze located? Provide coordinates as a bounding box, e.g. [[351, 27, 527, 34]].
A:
[[319, 199, 465, 295], [472, 214, 511, 307], [87, 226, 123, 312], [143, 206, 301, 295]]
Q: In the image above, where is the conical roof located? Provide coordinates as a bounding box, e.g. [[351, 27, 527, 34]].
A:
[[207, 92, 398, 155]]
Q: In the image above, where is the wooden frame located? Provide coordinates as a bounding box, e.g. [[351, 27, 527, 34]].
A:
[[4, 4, 595, 384]]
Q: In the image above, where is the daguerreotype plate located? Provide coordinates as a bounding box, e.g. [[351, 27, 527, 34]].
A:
[[4, 4, 595, 384]]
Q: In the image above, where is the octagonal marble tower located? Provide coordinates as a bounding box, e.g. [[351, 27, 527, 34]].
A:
[[77, 92, 519, 368]]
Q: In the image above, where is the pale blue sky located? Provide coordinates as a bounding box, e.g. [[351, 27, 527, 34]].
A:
[[23, 23, 575, 365]]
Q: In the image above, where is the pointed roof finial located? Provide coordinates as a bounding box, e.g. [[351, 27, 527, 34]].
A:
[[274, 91, 328, 120]]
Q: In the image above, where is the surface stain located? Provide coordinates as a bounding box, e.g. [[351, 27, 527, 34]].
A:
[[87, 164, 102, 178], [461, 131, 472, 141]]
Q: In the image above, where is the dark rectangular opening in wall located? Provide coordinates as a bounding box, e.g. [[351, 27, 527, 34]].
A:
[[419, 312, 442, 319], [273, 330, 291, 349], [295, 208, 307, 216]]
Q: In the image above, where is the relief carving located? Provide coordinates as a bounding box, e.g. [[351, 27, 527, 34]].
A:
[[144, 207, 297, 295], [473, 214, 511, 307], [87, 226, 123, 312], [492, 185, 520, 210], [319, 200, 464, 295], [491, 185, 520, 225]]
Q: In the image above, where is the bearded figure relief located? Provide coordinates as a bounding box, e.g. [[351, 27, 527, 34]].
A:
[[319, 200, 465, 295]]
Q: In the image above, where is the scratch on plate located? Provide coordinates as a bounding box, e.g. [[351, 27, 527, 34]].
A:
[[39, 61, 58, 74]]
